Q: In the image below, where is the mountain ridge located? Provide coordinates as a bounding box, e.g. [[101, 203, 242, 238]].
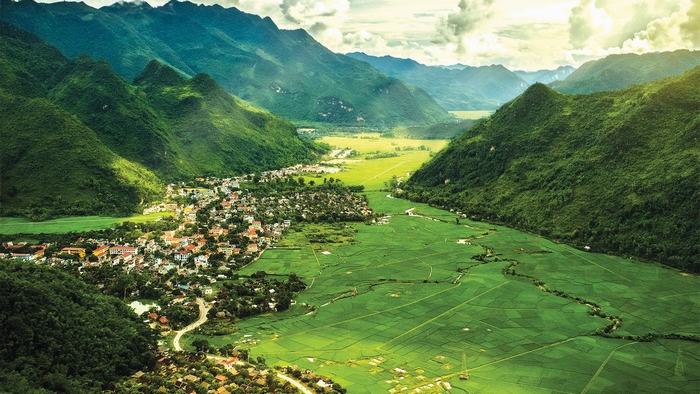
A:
[[0, 0, 449, 126], [405, 68, 700, 271]]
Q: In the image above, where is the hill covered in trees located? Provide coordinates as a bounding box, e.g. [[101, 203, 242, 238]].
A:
[[551, 49, 700, 94], [405, 68, 700, 272], [0, 260, 156, 392], [0, 22, 320, 218], [0, 0, 449, 126]]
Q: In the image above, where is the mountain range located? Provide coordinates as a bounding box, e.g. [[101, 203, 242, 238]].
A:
[[551, 49, 700, 94], [0, 22, 319, 219], [0, 0, 449, 127], [405, 67, 700, 271], [347, 53, 574, 110]]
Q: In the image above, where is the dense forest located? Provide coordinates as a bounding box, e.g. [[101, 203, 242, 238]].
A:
[[0, 22, 320, 219], [0, 261, 157, 392], [406, 68, 700, 272], [0, 0, 449, 126]]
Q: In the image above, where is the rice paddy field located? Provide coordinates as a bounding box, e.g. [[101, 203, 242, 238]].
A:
[[449, 110, 494, 120], [307, 134, 448, 191], [184, 135, 700, 393], [0, 211, 173, 234]]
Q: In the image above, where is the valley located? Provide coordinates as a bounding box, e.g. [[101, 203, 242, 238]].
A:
[[1, 3, 699, 393], [181, 135, 700, 393]]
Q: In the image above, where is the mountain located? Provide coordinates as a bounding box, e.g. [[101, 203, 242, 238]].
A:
[[0, 22, 319, 218], [347, 52, 530, 110], [551, 49, 700, 94], [0, 260, 156, 392], [513, 65, 575, 84], [0, 0, 449, 126], [405, 68, 700, 272]]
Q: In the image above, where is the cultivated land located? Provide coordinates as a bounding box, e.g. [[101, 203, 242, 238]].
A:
[[187, 136, 700, 393], [307, 134, 448, 190], [0, 212, 173, 235], [449, 110, 494, 120]]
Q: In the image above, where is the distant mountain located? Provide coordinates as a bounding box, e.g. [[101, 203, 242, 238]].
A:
[[0, 0, 449, 126], [347, 52, 529, 110], [405, 68, 700, 272], [513, 66, 575, 84], [551, 49, 700, 94], [0, 23, 319, 218]]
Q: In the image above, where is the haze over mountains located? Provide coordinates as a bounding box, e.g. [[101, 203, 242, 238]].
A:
[[347, 52, 576, 110], [551, 49, 700, 94], [0, 0, 449, 127], [406, 68, 700, 272], [0, 22, 319, 218]]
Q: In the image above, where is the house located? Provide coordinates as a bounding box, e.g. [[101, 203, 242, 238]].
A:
[[109, 245, 138, 256], [10, 253, 32, 261], [60, 247, 86, 259], [158, 316, 169, 325], [174, 251, 191, 262], [92, 245, 110, 261], [194, 255, 209, 266], [247, 227, 258, 239], [246, 243, 259, 254]]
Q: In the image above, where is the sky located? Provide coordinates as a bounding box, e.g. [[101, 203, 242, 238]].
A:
[[39, 0, 700, 70]]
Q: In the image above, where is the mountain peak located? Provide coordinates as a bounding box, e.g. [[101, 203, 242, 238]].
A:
[[134, 60, 185, 87]]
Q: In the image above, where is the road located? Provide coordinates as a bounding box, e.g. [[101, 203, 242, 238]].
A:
[[277, 373, 314, 394], [172, 298, 211, 351]]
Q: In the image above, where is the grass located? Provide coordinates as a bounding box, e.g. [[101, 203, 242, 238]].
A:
[[191, 193, 700, 393], [186, 135, 700, 393], [0, 212, 173, 234], [305, 135, 448, 190], [449, 110, 494, 120]]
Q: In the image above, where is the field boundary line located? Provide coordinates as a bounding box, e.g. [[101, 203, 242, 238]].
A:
[[281, 282, 463, 337], [379, 281, 509, 349], [579, 341, 638, 394]]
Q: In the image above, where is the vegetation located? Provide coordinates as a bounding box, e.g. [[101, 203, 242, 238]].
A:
[[392, 119, 480, 139], [0, 212, 172, 235], [406, 69, 700, 271], [347, 52, 530, 110], [190, 191, 700, 393], [551, 49, 700, 94], [302, 135, 448, 190], [0, 0, 449, 126], [0, 22, 320, 218], [0, 260, 156, 392]]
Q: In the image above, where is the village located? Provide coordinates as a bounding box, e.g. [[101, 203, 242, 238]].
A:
[[1, 164, 373, 331]]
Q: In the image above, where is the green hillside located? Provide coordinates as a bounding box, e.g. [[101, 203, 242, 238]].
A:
[[0, 0, 449, 126], [405, 69, 700, 272], [551, 49, 700, 94], [0, 260, 156, 392], [0, 23, 320, 218], [348, 52, 530, 110]]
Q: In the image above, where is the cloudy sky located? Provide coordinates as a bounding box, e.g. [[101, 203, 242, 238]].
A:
[[41, 0, 700, 70]]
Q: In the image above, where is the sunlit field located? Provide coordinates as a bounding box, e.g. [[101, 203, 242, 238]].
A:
[[0, 212, 173, 235], [186, 136, 700, 393], [449, 110, 494, 120]]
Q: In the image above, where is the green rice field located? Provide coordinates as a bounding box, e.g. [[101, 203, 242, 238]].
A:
[[0, 212, 173, 235], [186, 136, 700, 393]]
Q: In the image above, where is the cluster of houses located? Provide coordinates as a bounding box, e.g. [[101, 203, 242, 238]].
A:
[[4, 164, 372, 307]]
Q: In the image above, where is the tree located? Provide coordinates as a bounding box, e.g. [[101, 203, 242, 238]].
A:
[[192, 339, 210, 353]]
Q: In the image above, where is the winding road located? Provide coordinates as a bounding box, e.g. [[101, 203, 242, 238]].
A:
[[173, 297, 211, 351]]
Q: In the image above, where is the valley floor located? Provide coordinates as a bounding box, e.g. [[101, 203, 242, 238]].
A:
[[0, 212, 173, 235], [183, 135, 700, 393]]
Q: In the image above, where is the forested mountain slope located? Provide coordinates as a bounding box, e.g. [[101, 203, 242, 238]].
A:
[[0, 23, 319, 218], [0, 0, 449, 126], [0, 260, 156, 392], [551, 49, 700, 94], [406, 68, 700, 271]]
